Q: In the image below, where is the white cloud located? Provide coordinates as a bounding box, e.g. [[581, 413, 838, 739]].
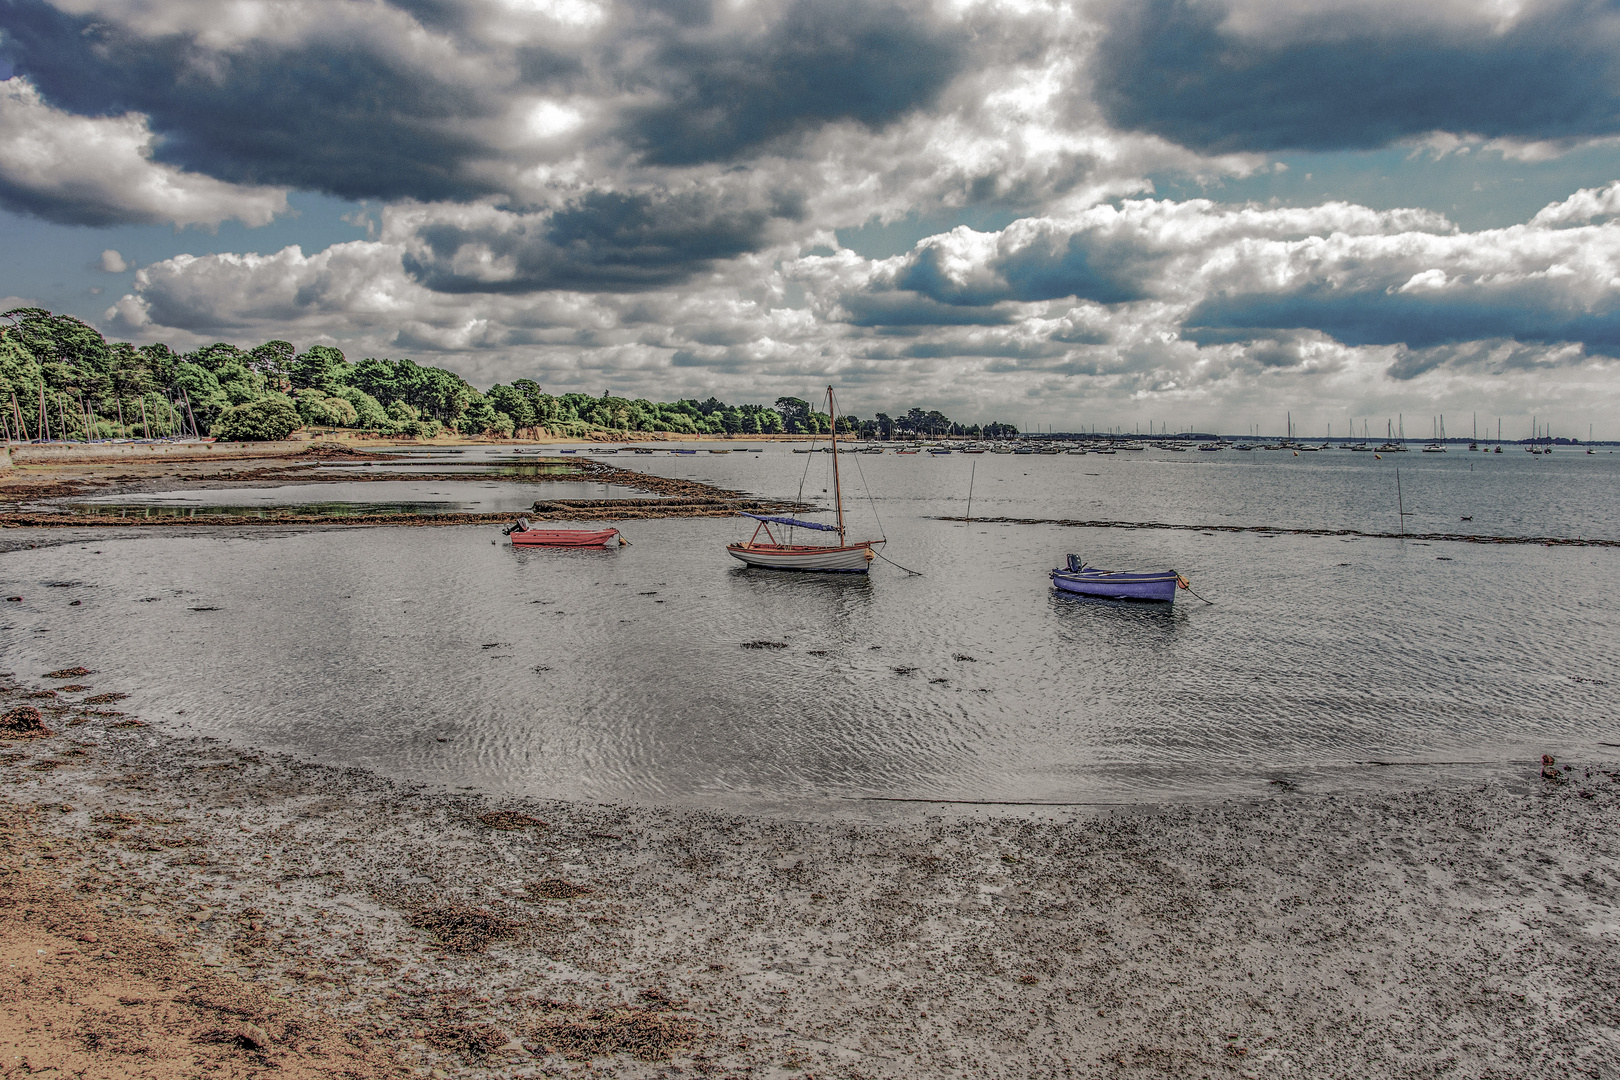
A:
[[94, 188, 1620, 431], [1530, 181, 1620, 227], [0, 79, 289, 228], [99, 249, 130, 273]]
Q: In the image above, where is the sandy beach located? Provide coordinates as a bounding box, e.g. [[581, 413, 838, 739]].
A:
[[3, 668, 1618, 1079]]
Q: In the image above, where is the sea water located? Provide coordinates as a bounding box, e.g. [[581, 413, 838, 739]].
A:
[[3, 445, 1616, 811]]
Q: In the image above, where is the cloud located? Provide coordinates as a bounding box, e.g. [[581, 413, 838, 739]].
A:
[[1180, 202, 1620, 352], [617, 0, 966, 165], [1093, 0, 1620, 154], [839, 198, 1453, 316], [1530, 180, 1620, 228], [397, 188, 796, 293], [0, 0, 970, 210], [1, 0, 507, 203], [0, 77, 289, 226], [99, 249, 129, 272]]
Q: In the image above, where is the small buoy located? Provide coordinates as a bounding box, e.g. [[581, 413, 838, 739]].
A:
[[1374, 453, 1382, 459]]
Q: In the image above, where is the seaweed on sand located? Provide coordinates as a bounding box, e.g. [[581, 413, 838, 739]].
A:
[[526, 878, 593, 900], [423, 1021, 507, 1060], [407, 903, 525, 954], [528, 1008, 699, 1061], [476, 810, 548, 831], [2, 706, 54, 738]]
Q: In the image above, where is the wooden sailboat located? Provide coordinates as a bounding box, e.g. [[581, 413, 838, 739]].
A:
[[726, 387, 883, 573]]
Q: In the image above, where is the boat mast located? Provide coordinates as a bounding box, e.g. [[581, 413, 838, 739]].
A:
[[827, 386, 846, 542]]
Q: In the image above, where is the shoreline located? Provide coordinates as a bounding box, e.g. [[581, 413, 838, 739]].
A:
[[3, 676, 1618, 1077]]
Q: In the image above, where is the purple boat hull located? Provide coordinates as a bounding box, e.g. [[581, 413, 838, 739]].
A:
[[1050, 568, 1180, 602]]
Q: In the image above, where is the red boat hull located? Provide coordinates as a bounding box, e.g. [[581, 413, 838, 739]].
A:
[[510, 527, 620, 547]]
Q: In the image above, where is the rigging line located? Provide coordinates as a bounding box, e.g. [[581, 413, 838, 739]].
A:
[[792, 419, 823, 542], [848, 450, 887, 542]]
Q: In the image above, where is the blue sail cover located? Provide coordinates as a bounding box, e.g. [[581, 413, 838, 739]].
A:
[[739, 512, 838, 532]]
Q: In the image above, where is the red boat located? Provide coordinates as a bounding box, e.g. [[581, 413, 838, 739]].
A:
[[504, 518, 623, 547]]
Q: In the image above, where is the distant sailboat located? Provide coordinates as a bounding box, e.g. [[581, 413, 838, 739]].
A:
[[1423, 415, 1447, 452]]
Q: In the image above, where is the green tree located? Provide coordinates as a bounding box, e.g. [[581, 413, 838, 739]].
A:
[[775, 396, 810, 433], [385, 399, 421, 424], [188, 342, 251, 374], [212, 397, 300, 441], [249, 340, 295, 383], [456, 396, 498, 436], [289, 345, 350, 393], [173, 363, 231, 432], [0, 333, 45, 437], [295, 389, 359, 427], [336, 386, 390, 429], [486, 384, 537, 429]]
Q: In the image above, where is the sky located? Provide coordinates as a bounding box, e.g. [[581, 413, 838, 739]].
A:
[[3, 0, 1620, 437]]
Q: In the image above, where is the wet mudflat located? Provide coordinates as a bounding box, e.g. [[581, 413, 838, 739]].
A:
[[3, 674, 1618, 1079], [0, 444, 796, 529]]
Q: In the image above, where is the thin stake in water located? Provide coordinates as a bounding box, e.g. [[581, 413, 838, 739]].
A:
[[1395, 467, 1413, 535]]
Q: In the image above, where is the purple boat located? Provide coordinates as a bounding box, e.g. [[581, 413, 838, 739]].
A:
[[1050, 555, 1186, 602]]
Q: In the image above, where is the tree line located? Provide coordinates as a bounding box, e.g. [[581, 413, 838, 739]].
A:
[[0, 309, 1018, 442]]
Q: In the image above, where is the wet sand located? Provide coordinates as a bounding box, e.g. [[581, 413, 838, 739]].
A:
[[3, 673, 1618, 1079]]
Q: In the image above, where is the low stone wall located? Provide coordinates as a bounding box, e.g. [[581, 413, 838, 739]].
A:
[[4, 440, 311, 465]]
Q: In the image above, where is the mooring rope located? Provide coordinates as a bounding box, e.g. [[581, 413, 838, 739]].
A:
[[1177, 574, 1214, 604], [874, 547, 923, 576]]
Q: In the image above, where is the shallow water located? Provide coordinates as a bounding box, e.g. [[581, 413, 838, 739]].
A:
[[57, 478, 659, 517], [3, 444, 1617, 812]]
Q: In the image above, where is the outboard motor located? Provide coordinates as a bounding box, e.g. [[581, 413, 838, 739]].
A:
[[1065, 554, 1084, 573], [502, 516, 532, 536]]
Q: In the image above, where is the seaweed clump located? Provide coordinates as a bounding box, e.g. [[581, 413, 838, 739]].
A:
[[528, 1009, 698, 1061], [527, 878, 593, 900], [408, 903, 525, 954], [477, 810, 548, 831], [424, 1022, 507, 1060], [2, 706, 54, 739]]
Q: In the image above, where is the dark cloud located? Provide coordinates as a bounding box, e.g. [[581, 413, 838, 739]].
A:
[[836, 290, 1014, 327], [619, 0, 965, 165], [1093, 0, 1620, 153], [1184, 286, 1620, 356], [0, 0, 500, 203], [402, 190, 778, 293], [0, 0, 965, 222], [1383, 339, 1595, 381], [897, 229, 1156, 307]]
